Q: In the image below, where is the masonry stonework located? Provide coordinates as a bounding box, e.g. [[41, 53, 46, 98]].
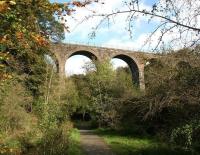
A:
[[50, 43, 156, 91]]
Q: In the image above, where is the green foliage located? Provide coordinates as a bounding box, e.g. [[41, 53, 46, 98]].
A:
[[1, 2, 200, 153], [0, 64, 81, 154], [171, 124, 193, 148], [0, 0, 66, 95], [38, 124, 70, 155], [95, 129, 196, 155], [67, 129, 86, 155], [118, 48, 200, 151], [0, 79, 33, 132], [171, 119, 200, 149], [70, 60, 140, 128], [0, 0, 78, 152], [0, 78, 35, 154]]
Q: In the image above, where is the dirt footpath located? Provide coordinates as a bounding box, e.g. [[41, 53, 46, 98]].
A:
[[80, 130, 115, 155]]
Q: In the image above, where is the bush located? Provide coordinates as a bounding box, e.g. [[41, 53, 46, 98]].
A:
[[118, 49, 200, 152], [171, 124, 193, 148], [171, 120, 200, 150]]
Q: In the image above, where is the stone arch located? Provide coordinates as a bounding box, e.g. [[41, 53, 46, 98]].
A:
[[65, 50, 99, 77], [67, 50, 98, 60], [112, 54, 140, 87]]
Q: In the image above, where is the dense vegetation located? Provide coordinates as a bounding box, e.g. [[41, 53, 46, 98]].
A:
[[0, 0, 200, 155], [70, 48, 200, 154], [95, 128, 195, 155], [0, 0, 80, 154], [70, 61, 139, 128]]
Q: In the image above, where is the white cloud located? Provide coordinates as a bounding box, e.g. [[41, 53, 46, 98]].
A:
[[61, 0, 200, 75], [103, 33, 152, 51], [65, 55, 92, 76], [62, 0, 200, 51], [62, 0, 153, 76], [63, 0, 151, 46], [111, 59, 128, 69]]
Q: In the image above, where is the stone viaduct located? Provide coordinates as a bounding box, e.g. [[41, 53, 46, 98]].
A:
[[50, 43, 156, 90]]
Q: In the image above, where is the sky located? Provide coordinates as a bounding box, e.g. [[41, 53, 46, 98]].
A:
[[50, 0, 158, 76]]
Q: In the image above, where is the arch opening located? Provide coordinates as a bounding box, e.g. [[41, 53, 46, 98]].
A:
[[111, 58, 128, 70], [112, 55, 140, 86], [65, 51, 97, 77]]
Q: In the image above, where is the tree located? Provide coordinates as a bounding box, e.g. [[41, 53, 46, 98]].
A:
[[71, 60, 140, 128], [0, 0, 62, 94], [0, 0, 95, 93], [0, 1, 94, 154]]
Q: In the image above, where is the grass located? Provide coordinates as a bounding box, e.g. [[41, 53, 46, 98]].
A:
[[67, 129, 86, 155], [94, 128, 198, 155]]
